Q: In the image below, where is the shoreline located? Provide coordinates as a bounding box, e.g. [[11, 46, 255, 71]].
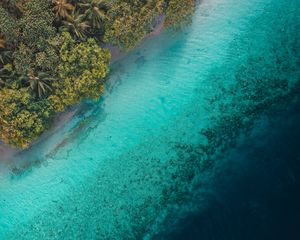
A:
[[108, 14, 166, 64], [0, 15, 166, 161], [0, 108, 79, 161]]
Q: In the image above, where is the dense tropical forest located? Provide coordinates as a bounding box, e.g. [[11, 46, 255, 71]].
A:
[[0, 0, 195, 149]]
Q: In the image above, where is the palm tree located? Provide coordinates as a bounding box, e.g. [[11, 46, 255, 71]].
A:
[[0, 50, 12, 66], [61, 11, 90, 39], [79, 0, 109, 29], [0, 65, 26, 89], [28, 71, 54, 99], [52, 0, 75, 19]]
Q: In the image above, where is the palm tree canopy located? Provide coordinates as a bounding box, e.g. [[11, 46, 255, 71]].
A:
[[53, 0, 74, 18], [61, 10, 90, 39], [79, 0, 109, 28], [28, 71, 54, 99]]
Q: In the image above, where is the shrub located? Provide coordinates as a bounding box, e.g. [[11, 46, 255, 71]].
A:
[[50, 33, 111, 111], [104, 0, 164, 49], [164, 0, 195, 27], [0, 88, 53, 148]]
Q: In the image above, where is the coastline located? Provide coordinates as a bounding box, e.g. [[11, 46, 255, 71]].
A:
[[108, 14, 166, 64], [1, 0, 299, 238], [0, 108, 79, 161], [0, 15, 166, 161]]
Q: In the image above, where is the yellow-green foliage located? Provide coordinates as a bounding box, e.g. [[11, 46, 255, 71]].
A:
[[164, 0, 196, 27], [0, 6, 19, 45], [0, 88, 52, 148], [50, 33, 111, 112], [104, 0, 164, 50]]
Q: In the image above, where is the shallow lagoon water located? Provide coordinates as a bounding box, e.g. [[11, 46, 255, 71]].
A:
[[0, 0, 300, 239]]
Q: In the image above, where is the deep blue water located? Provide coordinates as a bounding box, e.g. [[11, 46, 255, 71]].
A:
[[163, 101, 300, 240]]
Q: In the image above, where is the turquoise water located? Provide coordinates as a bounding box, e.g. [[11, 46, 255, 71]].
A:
[[0, 0, 300, 239]]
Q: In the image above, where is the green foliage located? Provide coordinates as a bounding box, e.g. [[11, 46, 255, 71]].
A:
[[0, 6, 19, 46], [0, 0, 23, 17], [164, 0, 196, 27], [60, 10, 90, 40], [0, 88, 53, 148], [12, 0, 59, 75], [12, 44, 32, 75], [28, 70, 54, 99], [104, 0, 164, 49], [49, 33, 111, 111], [53, 0, 75, 19], [0, 63, 27, 89], [20, 1, 56, 49], [79, 0, 109, 29]]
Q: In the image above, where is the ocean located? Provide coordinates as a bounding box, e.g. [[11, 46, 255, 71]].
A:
[[0, 0, 299, 239]]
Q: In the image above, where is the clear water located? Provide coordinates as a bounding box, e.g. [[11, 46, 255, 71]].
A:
[[0, 0, 300, 239]]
